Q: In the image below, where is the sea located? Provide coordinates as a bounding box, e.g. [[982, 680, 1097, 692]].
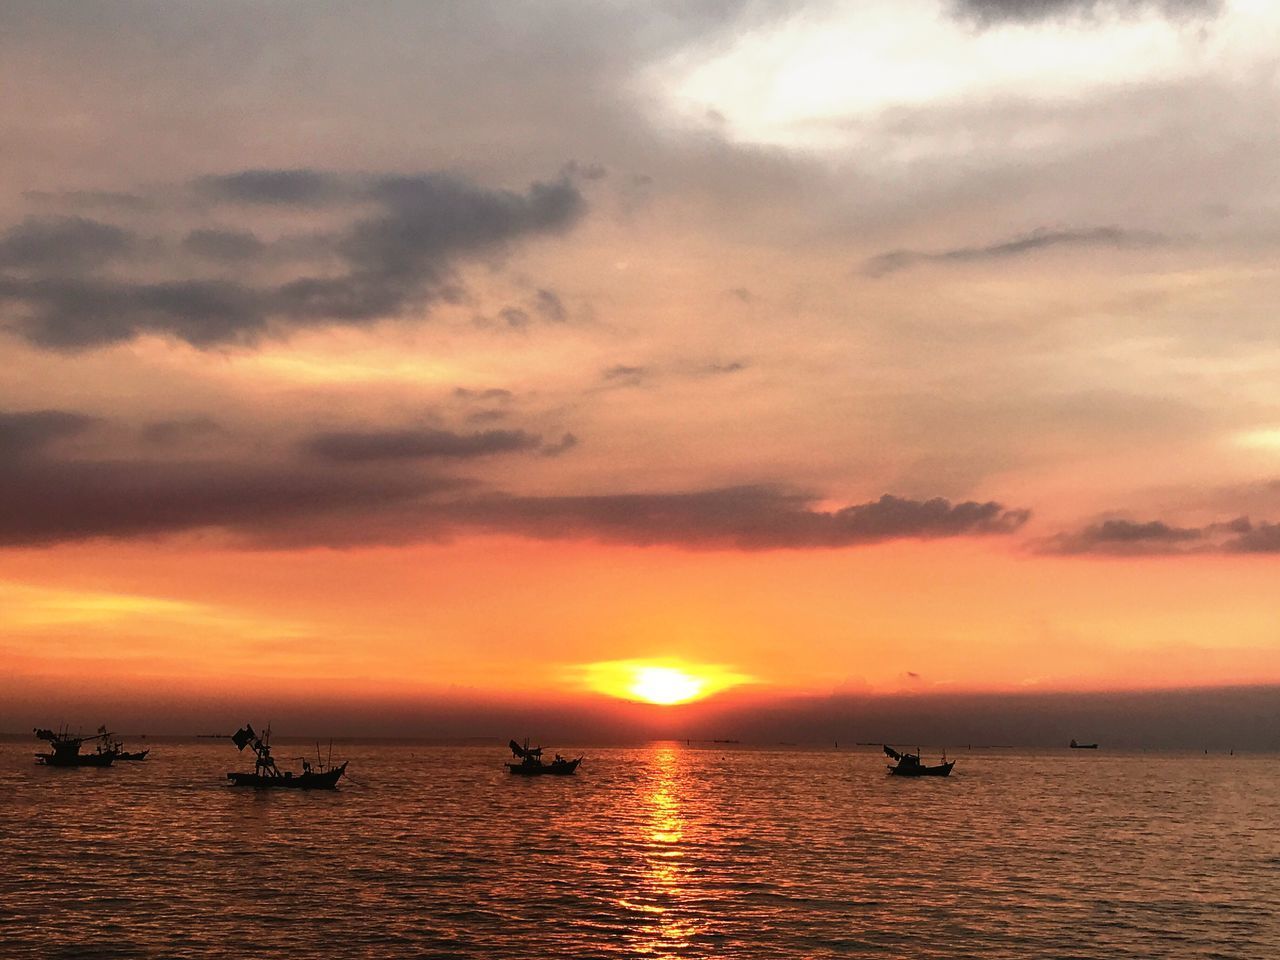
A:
[[1, 738, 1277, 958]]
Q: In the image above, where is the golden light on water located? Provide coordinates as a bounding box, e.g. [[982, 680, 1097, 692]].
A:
[[578, 659, 752, 705]]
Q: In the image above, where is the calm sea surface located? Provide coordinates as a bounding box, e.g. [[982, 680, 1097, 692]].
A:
[[1, 739, 1277, 958]]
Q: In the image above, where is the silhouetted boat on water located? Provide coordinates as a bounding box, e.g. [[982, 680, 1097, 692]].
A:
[[34, 727, 115, 767], [226, 724, 347, 789], [94, 726, 150, 761], [884, 744, 954, 777], [1069, 739, 1098, 749], [507, 739, 582, 776]]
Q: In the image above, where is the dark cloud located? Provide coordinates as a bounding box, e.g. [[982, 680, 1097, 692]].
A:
[[0, 455, 448, 548], [23, 189, 152, 212], [0, 216, 135, 271], [540, 433, 579, 457], [602, 364, 647, 385], [194, 169, 350, 206], [0, 170, 586, 348], [0, 420, 1028, 550], [141, 417, 225, 445], [499, 306, 531, 328], [182, 228, 265, 261], [561, 160, 608, 181], [0, 276, 266, 348], [454, 387, 514, 402], [439, 489, 1030, 550], [951, 0, 1222, 26], [863, 226, 1165, 276], [304, 428, 542, 463], [533, 288, 567, 322], [0, 410, 96, 456], [1036, 514, 1275, 555], [705, 360, 747, 375]]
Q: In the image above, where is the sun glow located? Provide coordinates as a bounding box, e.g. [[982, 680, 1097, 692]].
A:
[[578, 659, 752, 705]]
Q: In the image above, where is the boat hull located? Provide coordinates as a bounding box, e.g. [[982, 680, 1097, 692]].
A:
[[227, 761, 347, 789], [114, 750, 150, 761], [506, 758, 581, 776], [888, 761, 954, 777], [36, 753, 114, 767]]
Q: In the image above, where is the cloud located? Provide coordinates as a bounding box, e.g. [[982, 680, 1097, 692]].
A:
[[540, 433, 579, 457], [862, 226, 1165, 276], [141, 417, 225, 445], [182, 228, 266, 261], [0, 455, 449, 548], [0, 216, 136, 272], [0, 416, 1028, 550], [1035, 514, 1279, 555], [0, 409, 96, 456], [951, 0, 1222, 26], [437, 489, 1030, 551], [193, 169, 350, 206], [304, 428, 542, 463], [0, 170, 586, 348], [533, 288, 567, 322], [602, 364, 647, 386], [705, 360, 747, 375]]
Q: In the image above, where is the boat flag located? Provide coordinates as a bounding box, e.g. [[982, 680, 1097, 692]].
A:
[[233, 725, 256, 751]]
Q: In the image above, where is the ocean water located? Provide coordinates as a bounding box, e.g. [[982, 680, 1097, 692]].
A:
[[1, 739, 1277, 958]]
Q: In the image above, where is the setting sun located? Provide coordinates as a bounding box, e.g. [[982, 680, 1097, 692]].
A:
[[577, 659, 752, 705], [629, 666, 704, 705]]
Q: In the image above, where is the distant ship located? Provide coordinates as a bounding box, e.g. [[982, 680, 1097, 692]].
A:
[[1069, 739, 1099, 749], [34, 727, 115, 767], [507, 738, 582, 776], [226, 724, 347, 789], [884, 744, 954, 777]]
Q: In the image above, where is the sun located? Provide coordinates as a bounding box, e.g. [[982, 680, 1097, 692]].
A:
[[629, 666, 705, 705], [577, 658, 751, 706]]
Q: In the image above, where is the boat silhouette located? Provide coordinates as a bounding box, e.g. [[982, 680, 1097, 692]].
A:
[[507, 738, 582, 776], [1069, 739, 1099, 749], [884, 744, 954, 777], [34, 726, 115, 767], [226, 724, 347, 789]]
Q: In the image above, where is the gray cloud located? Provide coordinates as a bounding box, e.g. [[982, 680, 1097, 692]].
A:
[[0, 170, 586, 348], [0, 216, 136, 272], [951, 0, 1222, 26], [540, 432, 579, 457], [304, 428, 542, 463], [1036, 514, 1276, 555], [438, 489, 1030, 550], [194, 169, 350, 206], [533, 288, 567, 322], [182, 228, 265, 261], [863, 226, 1166, 276], [0, 409, 96, 456], [141, 417, 225, 445], [602, 364, 647, 385]]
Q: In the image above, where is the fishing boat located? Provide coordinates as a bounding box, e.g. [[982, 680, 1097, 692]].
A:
[[1069, 739, 1098, 749], [226, 724, 347, 789], [34, 727, 115, 767], [884, 744, 954, 777], [507, 738, 582, 776], [96, 726, 150, 761]]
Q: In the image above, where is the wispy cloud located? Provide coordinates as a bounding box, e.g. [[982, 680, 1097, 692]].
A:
[[862, 226, 1166, 276]]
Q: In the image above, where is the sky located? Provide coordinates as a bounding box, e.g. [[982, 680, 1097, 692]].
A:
[[2, 0, 1279, 741]]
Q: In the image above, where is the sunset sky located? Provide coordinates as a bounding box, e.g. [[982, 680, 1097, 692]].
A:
[[3, 0, 1279, 735]]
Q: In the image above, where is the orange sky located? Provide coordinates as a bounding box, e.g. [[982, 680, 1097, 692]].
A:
[[2, 0, 1280, 730]]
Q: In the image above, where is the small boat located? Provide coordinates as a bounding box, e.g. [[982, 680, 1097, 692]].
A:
[[34, 727, 115, 767], [1069, 739, 1099, 749], [507, 738, 582, 776], [884, 744, 954, 777], [226, 724, 347, 789], [96, 726, 150, 761]]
